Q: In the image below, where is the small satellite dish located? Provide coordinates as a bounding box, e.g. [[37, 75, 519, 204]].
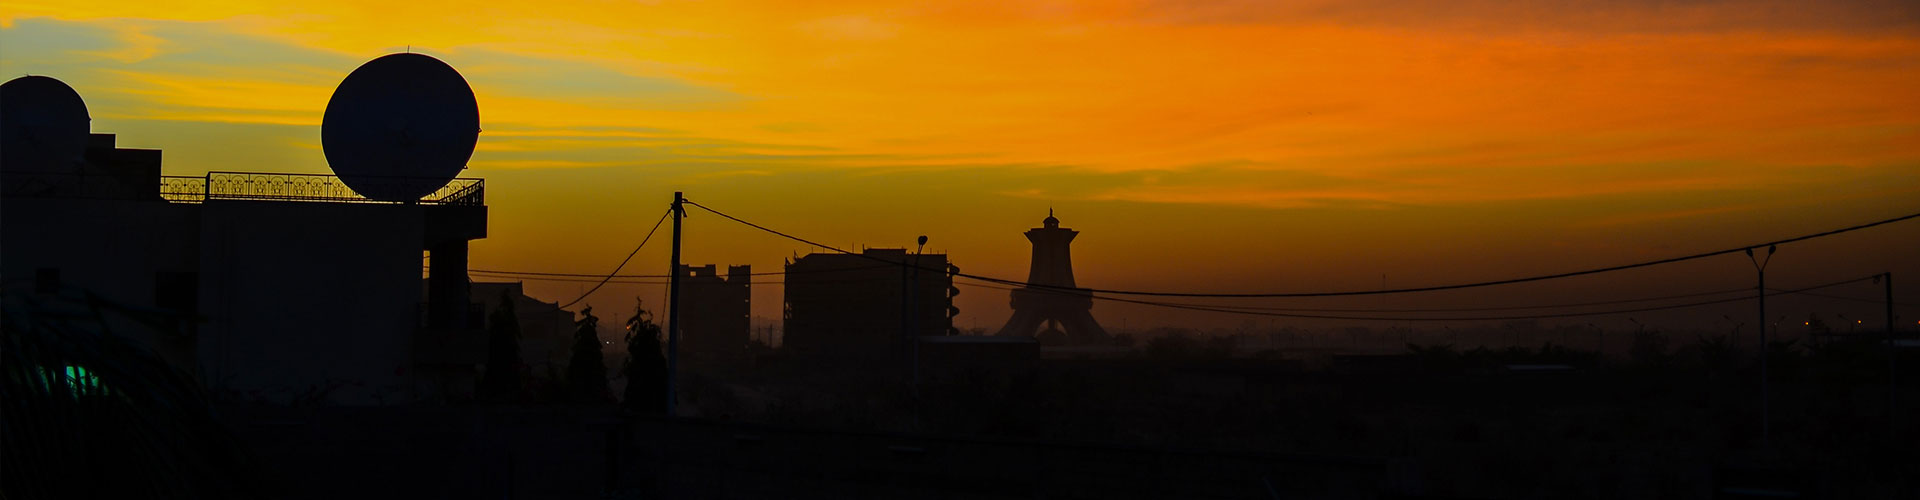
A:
[[321, 53, 479, 202], [1, 76, 91, 175]]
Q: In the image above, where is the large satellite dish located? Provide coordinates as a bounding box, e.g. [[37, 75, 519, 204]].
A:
[[1, 76, 91, 175], [321, 53, 479, 202]]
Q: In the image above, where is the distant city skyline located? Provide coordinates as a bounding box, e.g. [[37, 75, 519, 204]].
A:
[[4, 1, 1916, 329]]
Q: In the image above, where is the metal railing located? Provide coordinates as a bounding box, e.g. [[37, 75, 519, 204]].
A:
[[160, 176, 206, 203], [203, 172, 483, 206], [4, 171, 483, 206]]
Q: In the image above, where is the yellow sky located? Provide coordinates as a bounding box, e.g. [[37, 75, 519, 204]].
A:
[[5, 1, 1918, 329]]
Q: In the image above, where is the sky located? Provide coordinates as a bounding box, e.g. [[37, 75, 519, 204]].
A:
[[5, 0, 1918, 333]]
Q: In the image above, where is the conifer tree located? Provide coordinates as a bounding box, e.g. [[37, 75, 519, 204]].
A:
[[622, 298, 668, 414], [479, 290, 523, 402], [566, 306, 610, 403]]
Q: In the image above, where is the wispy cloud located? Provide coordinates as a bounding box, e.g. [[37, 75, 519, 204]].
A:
[[1, 16, 740, 129], [3, 3, 1915, 296]]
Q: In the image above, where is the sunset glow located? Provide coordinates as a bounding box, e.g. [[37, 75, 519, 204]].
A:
[[6, 0, 1916, 327]]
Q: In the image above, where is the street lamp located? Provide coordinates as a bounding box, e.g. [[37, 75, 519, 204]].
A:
[[908, 235, 928, 428]]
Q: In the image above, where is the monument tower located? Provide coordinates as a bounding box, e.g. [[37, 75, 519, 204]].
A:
[[996, 210, 1109, 344]]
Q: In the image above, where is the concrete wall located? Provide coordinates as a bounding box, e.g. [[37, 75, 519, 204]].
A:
[[197, 200, 427, 405], [1, 197, 202, 366]]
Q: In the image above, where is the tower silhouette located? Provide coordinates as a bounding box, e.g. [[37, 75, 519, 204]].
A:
[[995, 210, 1109, 344]]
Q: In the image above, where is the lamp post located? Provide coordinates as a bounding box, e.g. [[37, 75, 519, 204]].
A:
[[907, 235, 928, 430], [1745, 245, 1776, 447], [910, 235, 927, 391]]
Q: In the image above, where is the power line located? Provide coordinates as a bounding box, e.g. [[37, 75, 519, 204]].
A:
[[467, 269, 669, 278], [1075, 285, 1758, 313], [468, 273, 666, 284], [1768, 287, 1918, 307], [467, 272, 909, 287], [958, 275, 1879, 322], [551, 207, 673, 311], [471, 196, 1910, 318], [480, 268, 1846, 318], [460, 263, 898, 279], [686, 199, 1919, 298], [482, 264, 1902, 317]]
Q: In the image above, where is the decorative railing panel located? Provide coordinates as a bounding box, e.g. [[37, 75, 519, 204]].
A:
[[204, 172, 483, 206], [3, 171, 482, 206], [160, 176, 207, 203]]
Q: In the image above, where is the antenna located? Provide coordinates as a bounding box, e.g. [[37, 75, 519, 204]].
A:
[[321, 53, 479, 202]]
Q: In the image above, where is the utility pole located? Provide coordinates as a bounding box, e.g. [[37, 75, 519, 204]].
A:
[[1882, 272, 1896, 438], [665, 192, 684, 416], [1746, 245, 1776, 447], [910, 235, 927, 401]]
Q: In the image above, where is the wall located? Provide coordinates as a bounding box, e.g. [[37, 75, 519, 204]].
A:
[[197, 200, 427, 405], [1, 197, 202, 366]]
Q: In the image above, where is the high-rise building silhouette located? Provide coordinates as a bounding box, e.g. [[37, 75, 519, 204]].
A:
[[783, 249, 955, 359], [995, 210, 1108, 344], [676, 264, 751, 369]]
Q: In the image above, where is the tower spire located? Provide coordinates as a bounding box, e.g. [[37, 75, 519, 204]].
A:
[[996, 212, 1107, 344]]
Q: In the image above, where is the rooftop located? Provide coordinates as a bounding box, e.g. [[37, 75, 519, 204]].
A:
[[2, 171, 483, 206]]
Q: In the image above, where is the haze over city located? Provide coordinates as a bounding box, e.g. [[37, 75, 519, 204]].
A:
[[6, 1, 1917, 330], [4, 2, 1919, 498]]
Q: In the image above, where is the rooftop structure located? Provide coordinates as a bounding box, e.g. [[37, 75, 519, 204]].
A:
[[782, 249, 955, 360], [2, 61, 490, 405]]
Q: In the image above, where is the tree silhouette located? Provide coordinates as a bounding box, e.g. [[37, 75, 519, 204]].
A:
[[566, 306, 610, 404], [622, 298, 667, 414], [479, 289, 522, 402], [3, 288, 262, 497]]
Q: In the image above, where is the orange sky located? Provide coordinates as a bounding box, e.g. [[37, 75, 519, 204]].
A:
[[5, 1, 1917, 330]]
